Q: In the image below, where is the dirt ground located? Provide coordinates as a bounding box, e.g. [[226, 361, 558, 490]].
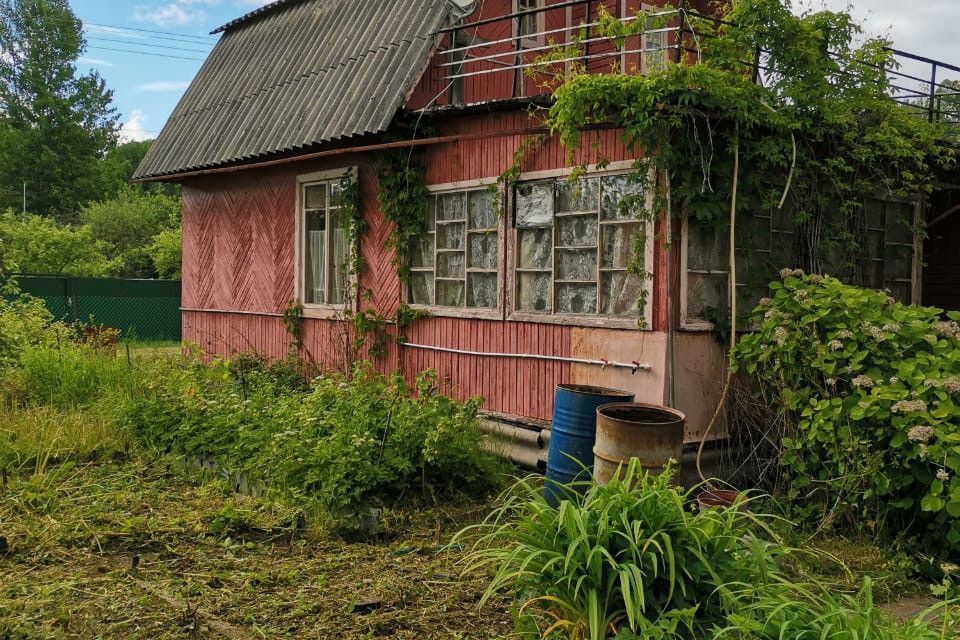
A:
[[0, 459, 514, 639]]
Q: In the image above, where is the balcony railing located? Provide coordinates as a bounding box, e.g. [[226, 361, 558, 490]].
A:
[[429, 0, 960, 127]]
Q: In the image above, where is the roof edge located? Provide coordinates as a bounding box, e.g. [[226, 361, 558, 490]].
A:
[[210, 0, 304, 34]]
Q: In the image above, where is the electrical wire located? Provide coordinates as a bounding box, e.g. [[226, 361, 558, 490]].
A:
[[84, 22, 217, 42], [86, 46, 205, 62], [86, 36, 213, 55]]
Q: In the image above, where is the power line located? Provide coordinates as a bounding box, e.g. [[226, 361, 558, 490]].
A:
[[86, 46, 205, 62], [84, 21, 217, 42], [87, 36, 213, 55], [84, 27, 215, 47]]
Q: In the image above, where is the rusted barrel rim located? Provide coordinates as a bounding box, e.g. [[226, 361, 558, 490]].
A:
[[596, 402, 687, 425], [556, 384, 635, 399]]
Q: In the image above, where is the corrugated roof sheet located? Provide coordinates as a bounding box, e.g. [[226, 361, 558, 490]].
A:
[[134, 0, 450, 180]]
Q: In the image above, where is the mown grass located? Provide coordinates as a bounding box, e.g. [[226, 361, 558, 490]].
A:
[[0, 456, 513, 640]]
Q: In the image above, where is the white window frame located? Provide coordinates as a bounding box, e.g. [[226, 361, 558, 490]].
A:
[[514, 0, 545, 48], [405, 177, 505, 320], [507, 162, 656, 330], [295, 167, 357, 320]]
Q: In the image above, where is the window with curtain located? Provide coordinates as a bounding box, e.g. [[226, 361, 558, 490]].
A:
[[409, 188, 499, 310], [514, 173, 649, 318], [302, 179, 349, 306]]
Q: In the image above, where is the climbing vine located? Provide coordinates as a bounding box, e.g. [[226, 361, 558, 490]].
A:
[[537, 0, 953, 324], [352, 303, 430, 360], [377, 149, 432, 282], [338, 173, 365, 279]]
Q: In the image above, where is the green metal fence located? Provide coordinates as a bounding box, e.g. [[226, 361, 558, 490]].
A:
[[14, 276, 182, 342]]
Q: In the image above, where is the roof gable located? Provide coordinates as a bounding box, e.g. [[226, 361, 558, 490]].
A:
[[134, 0, 450, 180]]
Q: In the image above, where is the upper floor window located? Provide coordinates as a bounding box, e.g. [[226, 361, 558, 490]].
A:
[[409, 188, 500, 310], [514, 173, 650, 319], [299, 172, 351, 307], [641, 3, 668, 73], [515, 0, 543, 46]]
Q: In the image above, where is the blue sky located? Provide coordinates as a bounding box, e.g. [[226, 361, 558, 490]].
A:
[[70, 0, 272, 141], [68, 0, 960, 144]]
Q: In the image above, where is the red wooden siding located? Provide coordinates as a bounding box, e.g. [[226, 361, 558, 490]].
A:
[[181, 110, 665, 422]]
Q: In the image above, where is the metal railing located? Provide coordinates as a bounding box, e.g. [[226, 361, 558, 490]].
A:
[[433, 0, 960, 127]]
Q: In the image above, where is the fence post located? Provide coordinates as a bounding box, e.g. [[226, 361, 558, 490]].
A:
[[929, 62, 939, 123]]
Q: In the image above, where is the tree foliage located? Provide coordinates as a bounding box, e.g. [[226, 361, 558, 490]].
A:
[[0, 0, 119, 221], [80, 186, 180, 278], [147, 226, 181, 280], [0, 210, 116, 276]]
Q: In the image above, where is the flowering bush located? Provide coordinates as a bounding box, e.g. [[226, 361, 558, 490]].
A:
[[734, 272, 960, 555]]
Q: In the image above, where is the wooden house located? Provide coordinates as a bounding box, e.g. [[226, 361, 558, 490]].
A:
[[134, 0, 945, 448]]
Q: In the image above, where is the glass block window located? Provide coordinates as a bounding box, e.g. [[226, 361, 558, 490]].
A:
[[642, 3, 668, 73], [409, 189, 499, 309], [515, 174, 648, 317], [302, 179, 348, 306]]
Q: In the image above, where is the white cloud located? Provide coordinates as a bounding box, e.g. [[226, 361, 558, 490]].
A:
[[78, 57, 114, 67], [137, 80, 191, 92], [120, 109, 153, 142], [133, 3, 207, 27], [236, 0, 276, 6]]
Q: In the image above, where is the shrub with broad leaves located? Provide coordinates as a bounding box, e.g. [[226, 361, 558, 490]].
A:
[[734, 272, 960, 555]]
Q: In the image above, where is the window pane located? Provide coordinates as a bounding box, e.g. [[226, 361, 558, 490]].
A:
[[329, 181, 343, 207], [516, 181, 554, 228], [438, 193, 466, 221], [304, 184, 326, 209], [556, 249, 597, 281], [304, 211, 326, 304], [468, 273, 497, 308], [437, 222, 465, 250], [518, 228, 552, 269], [469, 190, 496, 229], [438, 252, 465, 279], [409, 271, 434, 305], [555, 178, 599, 213], [601, 272, 642, 316], [886, 202, 915, 244], [601, 174, 643, 221], [410, 234, 434, 269], [601, 223, 641, 269], [687, 221, 728, 272], [437, 280, 465, 307], [557, 283, 597, 315], [557, 214, 598, 247], [469, 232, 498, 270], [330, 211, 348, 304], [686, 272, 727, 322], [518, 272, 551, 312], [884, 244, 913, 282]]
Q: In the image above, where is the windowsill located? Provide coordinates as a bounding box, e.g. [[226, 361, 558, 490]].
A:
[[407, 304, 502, 321], [302, 304, 350, 320], [507, 311, 648, 330]]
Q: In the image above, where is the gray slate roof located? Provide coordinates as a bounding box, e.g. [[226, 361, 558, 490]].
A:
[[134, 0, 449, 180]]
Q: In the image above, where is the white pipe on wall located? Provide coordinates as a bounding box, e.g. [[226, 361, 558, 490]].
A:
[[401, 342, 653, 374]]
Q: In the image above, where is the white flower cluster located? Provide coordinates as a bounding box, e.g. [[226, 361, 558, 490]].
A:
[[881, 323, 901, 333], [794, 289, 809, 301], [860, 322, 886, 342], [828, 339, 843, 351], [891, 399, 927, 414], [773, 326, 789, 346], [933, 320, 960, 340], [758, 297, 773, 307], [808, 274, 823, 284], [852, 375, 874, 388], [836, 329, 854, 340], [779, 268, 805, 279], [937, 468, 951, 482], [907, 425, 935, 443]]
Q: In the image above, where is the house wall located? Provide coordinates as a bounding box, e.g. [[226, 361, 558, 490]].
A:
[[180, 106, 723, 438]]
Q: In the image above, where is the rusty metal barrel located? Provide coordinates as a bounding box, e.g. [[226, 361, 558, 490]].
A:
[[544, 384, 634, 504], [593, 403, 686, 484]]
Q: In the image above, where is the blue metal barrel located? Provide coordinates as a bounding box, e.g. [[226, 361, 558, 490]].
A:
[[545, 384, 634, 504]]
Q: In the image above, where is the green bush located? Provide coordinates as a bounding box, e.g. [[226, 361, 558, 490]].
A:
[[459, 463, 783, 640], [123, 357, 505, 517], [733, 272, 960, 555], [0, 296, 60, 368]]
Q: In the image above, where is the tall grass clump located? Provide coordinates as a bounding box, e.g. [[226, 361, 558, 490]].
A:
[[458, 462, 783, 640]]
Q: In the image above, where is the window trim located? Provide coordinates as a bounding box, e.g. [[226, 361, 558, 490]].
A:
[[506, 162, 656, 330], [404, 177, 506, 320], [514, 0, 545, 48], [295, 167, 357, 320]]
